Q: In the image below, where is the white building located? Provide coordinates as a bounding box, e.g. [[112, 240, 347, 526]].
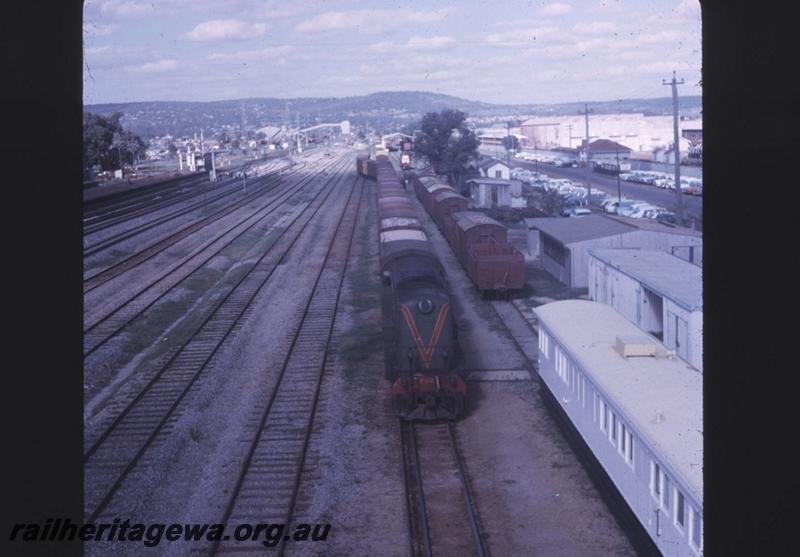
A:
[[467, 178, 512, 208], [525, 215, 703, 287], [588, 249, 703, 372], [520, 114, 702, 153], [479, 158, 511, 180], [535, 300, 703, 557]]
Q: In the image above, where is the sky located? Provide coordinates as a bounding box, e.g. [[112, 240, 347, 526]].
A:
[[83, 0, 701, 106]]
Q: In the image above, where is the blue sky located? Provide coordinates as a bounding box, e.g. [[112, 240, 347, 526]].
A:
[[83, 0, 701, 105]]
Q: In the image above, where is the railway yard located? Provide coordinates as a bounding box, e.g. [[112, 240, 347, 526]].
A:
[[83, 147, 639, 556]]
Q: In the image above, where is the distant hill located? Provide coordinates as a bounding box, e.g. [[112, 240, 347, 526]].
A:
[[85, 91, 702, 139]]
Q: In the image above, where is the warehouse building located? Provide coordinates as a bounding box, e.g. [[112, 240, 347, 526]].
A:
[[588, 249, 703, 372], [535, 300, 703, 557], [524, 215, 703, 287]]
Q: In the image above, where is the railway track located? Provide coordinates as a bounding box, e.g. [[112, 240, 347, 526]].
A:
[[83, 172, 206, 216], [208, 173, 364, 556], [401, 421, 488, 557], [83, 171, 275, 259], [84, 174, 250, 236], [83, 159, 295, 237], [489, 298, 540, 374], [82, 156, 346, 357], [82, 164, 304, 293], [83, 156, 356, 523]]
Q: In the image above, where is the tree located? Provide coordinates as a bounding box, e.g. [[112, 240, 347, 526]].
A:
[[502, 135, 520, 152], [83, 111, 147, 177], [414, 109, 479, 191]]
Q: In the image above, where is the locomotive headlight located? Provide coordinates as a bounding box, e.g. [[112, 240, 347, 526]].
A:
[[417, 299, 434, 314]]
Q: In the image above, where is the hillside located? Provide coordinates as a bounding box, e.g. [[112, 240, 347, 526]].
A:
[[85, 91, 702, 139]]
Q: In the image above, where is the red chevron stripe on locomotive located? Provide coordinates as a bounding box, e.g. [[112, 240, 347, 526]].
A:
[[398, 303, 450, 369]]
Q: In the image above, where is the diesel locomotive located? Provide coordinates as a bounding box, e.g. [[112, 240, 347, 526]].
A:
[[357, 153, 466, 420]]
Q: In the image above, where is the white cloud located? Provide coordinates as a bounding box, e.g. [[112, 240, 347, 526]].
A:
[[183, 19, 268, 42], [206, 45, 296, 63], [485, 27, 561, 46], [538, 3, 574, 16], [572, 21, 617, 35], [636, 30, 692, 44], [674, 0, 701, 19], [369, 36, 457, 53], [84, 45, 153, 70], [83, 22, 119, 36], [295, 8, 453, 34], [129, 59, 180, 73], [635, 60, 694, 74]]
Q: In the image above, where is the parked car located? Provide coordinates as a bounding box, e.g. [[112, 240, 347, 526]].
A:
[[603, 200, 620, 214], [569, 207, 592, 217], [616, 200, 649, 217], [629, 204, 662, 219], [656, 212, 678, 227], [642, 207, 669, 219]]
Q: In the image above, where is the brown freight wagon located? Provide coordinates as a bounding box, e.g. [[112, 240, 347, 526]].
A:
[[448, 211, 508, 267], [466, 242, 525, 298], [378, 198, 417, 219], [431, 190, 469, 232]]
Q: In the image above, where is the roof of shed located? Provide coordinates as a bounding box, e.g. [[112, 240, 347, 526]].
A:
[[534, 300, 702, 498], [605, 214, 703, 238], [467, 178, 511, 186], [479, 158, 510, 170], [524, 215, 636, 245], [588, 249, 703, 311]]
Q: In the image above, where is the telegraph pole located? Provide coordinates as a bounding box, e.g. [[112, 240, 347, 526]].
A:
[[506, 121, 511, 168], [615, 147, 622, 202], [663, 71, 685, 225], [579, 104, 594, 202]]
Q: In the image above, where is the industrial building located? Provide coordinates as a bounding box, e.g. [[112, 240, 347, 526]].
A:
[[535, 300, 703, 557], [519, 113, 701, 153], [587, 249, 703, 372], [524, 215, 703, 287]]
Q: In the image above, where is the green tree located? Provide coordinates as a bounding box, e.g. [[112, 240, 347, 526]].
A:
[[502, 135, 519, 152], [414, 109, 479, 191], [83, 111, 147, 177]]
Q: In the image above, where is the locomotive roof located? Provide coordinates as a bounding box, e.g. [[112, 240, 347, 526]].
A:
[[390, 253, 447, 291], [534, 300, 702, 499], [451, 211, 506, 232]]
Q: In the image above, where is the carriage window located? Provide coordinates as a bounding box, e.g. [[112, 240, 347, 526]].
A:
[[675, 489, 685, 529]]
